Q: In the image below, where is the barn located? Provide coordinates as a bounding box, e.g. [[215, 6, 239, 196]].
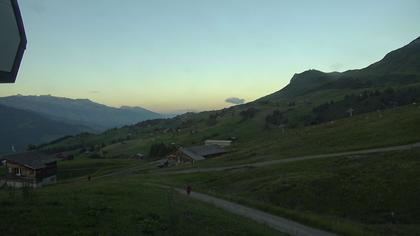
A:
[[1, 152, 57, 188], [175, 145, 227, 164]]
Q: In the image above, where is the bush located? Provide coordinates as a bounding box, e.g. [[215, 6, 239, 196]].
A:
[[310, 87, 420, 124], [265, 110, 288, 126], [149, 143, 177, 158], [207, 114, 218, 126], [240, 107, 258, 120]]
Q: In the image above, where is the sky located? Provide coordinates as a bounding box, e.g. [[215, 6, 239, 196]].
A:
[[1, 0, 419, 113]]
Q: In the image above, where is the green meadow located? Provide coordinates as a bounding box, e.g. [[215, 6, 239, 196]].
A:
[[152, 149, 420, 236], [0, 173, 281, 236]]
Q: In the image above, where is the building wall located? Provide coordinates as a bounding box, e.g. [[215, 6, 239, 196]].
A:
[[5, 175, 57, 188], [36, 162, 57, 178], [4, 161, 57, 188], [6, 162, 36, 177], [175, 153, 194, 164], [204, 140, 232, 147]]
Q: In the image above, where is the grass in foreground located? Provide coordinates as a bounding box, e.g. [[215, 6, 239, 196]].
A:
[[57, 156, 146, 180], [0, 176, 282, 236]]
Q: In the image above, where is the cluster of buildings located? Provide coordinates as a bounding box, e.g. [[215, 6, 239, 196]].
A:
[[0, 140, 234, 187]]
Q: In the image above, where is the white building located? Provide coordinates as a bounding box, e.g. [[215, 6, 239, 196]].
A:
[[204, 140, 232, 147]]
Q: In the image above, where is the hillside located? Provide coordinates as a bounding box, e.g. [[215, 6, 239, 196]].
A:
[[0, 104, 91, 154], [261, 36, 420, 101], [359, 36, 420, 75], [0, 95, 163, 131], [37, 36, 420, 159]]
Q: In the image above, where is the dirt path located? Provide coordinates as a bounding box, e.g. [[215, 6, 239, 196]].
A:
[[174, 187, 337, 236], [168, 141, 420, 174]]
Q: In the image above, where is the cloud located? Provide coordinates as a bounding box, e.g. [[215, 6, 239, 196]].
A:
[[225, 97, 245, 105]]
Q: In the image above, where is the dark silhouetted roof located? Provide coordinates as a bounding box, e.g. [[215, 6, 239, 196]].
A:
[[180, 145, 226, 161], [2, 152, 56, 169], [179, 148, 206, 161]]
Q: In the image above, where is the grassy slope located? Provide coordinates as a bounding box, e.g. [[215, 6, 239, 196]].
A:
[[4, 147, 419, 236], [151, 149, 420, 236], [50, 103, 420, 167], [201, 104, 420, 167], [0, 175, 282, 236], [57, 156, 143, 180], [39, 81, 420, 164]]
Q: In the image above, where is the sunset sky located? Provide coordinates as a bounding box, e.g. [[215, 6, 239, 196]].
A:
[[1, 0, 419, 113]]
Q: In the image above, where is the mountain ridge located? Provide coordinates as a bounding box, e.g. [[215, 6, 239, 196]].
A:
[[260, 36, 420, 101], [0, 95, 163, 131], [0, 104, 92, 154]]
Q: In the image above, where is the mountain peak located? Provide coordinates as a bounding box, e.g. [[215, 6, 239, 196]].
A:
[[259, 36, 420, 102], [289, 69, 340, 86], [290, 70, 327, 83]]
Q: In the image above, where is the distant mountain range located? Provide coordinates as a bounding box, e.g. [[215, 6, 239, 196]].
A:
[[0, 104, 92, 153], [0, 95, 164, 153]]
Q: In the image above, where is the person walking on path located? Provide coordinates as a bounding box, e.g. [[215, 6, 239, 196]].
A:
[[186, 184, 192, 195]]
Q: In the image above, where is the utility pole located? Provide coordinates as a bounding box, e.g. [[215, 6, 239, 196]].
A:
[[346, 108, 354, 117]]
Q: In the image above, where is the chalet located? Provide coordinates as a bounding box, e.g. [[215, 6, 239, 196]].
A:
[[174, 145, 227, 164], [204, 139, 232, 147], [1, 152, 57, 188]]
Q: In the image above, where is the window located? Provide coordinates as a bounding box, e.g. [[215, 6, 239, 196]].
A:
[[14, 167, 21, 176]]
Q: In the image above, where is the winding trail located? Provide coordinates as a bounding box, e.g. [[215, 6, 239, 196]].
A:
[[174, 187, 337, 236]]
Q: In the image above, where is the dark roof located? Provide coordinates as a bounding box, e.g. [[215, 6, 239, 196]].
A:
[[2, 152, 56, 169], [179, 148, 206, 161], [180, 145, 226, 160]]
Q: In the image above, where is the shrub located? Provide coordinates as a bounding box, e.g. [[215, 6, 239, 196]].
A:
[[265, 110, 288, 126], [149, 143, 177, 158], [240, 107, 258, 120]]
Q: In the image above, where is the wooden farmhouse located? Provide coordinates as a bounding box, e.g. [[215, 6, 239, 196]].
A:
[[172, 144, 227, 164], [1, 152, 57, 188]]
